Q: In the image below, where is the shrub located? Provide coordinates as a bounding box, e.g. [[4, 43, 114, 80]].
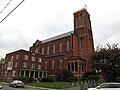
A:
[[42, 76, 56, 82], [14, 76, 29, 83], [28, 77, 37, 83], [56, 74, 63, 81], [55, 70, 74, 82], [0, 78, 11, 82], [62, 70, 73, 81], [82, 71, 100, 80], [55, 71, 63, 81], [48, 76, 56, 82], [42, 78, 50, 82], [66, 77, 78, 82]]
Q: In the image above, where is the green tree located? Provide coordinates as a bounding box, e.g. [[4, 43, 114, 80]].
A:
[[62, 70, 74, 81], [56, 70, 73, 81], [82, 71, 100, 80], [14, 76, 29, 83], [0, 58, 5, 64], [91, 43, 120, 82]]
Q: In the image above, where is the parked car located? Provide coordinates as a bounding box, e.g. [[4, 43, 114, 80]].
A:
[[87, 82, 120, 90], [0, 85, 2, 90], [9, 80, 24, 88]]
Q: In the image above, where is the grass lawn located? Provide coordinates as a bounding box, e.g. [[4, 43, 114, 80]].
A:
[[26, 82, 79, 89]]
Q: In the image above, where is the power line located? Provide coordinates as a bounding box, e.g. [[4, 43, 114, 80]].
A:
[[0, 0, 12, 14], [0, 0, 25, 23]]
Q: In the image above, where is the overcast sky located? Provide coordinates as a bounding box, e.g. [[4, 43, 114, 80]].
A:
[[0, 0, 120, 58]]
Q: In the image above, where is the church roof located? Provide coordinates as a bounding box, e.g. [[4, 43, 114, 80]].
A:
[[42, 31, 73, 43], [67, 56, 86, 62]]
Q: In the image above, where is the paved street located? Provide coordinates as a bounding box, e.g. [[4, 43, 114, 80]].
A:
[[1, 84, 41, 90], [2, 85, 42, 90], [0, 82, 81, 90], [0, 83, 49, 90]]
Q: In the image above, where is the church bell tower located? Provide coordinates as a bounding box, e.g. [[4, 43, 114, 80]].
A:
[[72, 7, 94, 72]]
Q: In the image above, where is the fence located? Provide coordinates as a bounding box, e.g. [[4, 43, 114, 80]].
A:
[[68, 79, 103, 90], [80, 80, 101, 90]]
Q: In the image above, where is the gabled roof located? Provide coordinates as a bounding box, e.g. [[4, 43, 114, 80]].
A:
[[6, 49, 29, 55], [67, 56, 86, 62], [42, 31, 73, 43], [33, 40, 41, 46]]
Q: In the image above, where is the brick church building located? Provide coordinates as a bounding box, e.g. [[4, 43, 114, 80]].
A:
[[0, 7, 94, 80]]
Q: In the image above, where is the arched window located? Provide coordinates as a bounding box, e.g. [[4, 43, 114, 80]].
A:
[[59, 43, 62, 52], [76, 15, 79, 27], [45, 61, 47, 70], [42, 47, 44, 55], [47, 46, 49, 54], [52, 60, 54, 69], [60, 59, 62, 69], [81, 64, 86, 73], [53, 44, 55, 53], [67, 41, 70, 51], [35, 48, 38, 53], [16, 54, 19, 59], [32, 56, 35, 61], [80, 37, 84, 48], [79, 14, 83, 26]]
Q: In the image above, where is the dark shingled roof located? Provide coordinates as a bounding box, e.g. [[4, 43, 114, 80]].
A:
[[67, 56, 86, 62]]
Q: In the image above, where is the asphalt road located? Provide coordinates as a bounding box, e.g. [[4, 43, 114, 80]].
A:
[[0, 82, 81, 90], [1, 84, 48, 90]]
